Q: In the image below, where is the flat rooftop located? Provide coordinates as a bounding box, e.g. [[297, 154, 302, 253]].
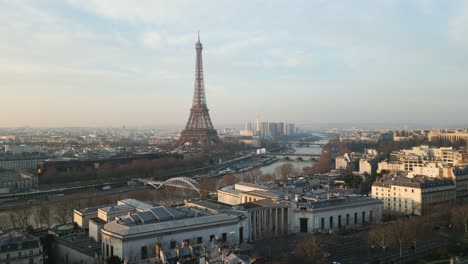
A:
[[103, 206, 241, 236], [117, 199, 157, 210], [99, 204, 135, 214], [300, 196, 382, 210]]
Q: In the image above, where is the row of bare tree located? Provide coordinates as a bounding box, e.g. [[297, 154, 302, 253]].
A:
[[1, 202, 72, 231], [0, 186, 190, 231], [367, 203, 468, 258]]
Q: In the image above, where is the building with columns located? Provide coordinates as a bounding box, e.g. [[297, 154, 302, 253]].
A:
[[217, 182, 383, 235], [241, 199, 290, 241]]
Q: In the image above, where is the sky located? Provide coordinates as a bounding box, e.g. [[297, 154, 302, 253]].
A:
[[0, 0, 468, 128]]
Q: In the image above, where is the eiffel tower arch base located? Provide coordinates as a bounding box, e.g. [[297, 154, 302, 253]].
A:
[[177, 129, 223, 149]]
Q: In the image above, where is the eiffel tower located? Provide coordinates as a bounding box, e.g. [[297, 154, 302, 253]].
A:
[[177, 33, 222, 149]]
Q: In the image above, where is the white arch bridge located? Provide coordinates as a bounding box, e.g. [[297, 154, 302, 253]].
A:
[[138, 177, 200, 195]]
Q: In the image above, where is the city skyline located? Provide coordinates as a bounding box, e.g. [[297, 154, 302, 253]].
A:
[[1, 1, 468, 128]]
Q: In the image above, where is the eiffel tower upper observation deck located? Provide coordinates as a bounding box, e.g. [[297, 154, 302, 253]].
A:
[[177, 33, 222, 149]]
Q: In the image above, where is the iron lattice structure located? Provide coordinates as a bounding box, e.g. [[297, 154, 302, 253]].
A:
[[177, 34, 222, 149]]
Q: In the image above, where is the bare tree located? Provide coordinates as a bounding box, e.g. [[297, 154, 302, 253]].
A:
[[390, 218, 411, 258], [32, 207, 41, 229], [54, 201, 73, 225], [296, 235, 325, 264], [222, 174, 238, 186], [8, 208, 18, 229], [39, 204, 52, 228], [242, 169, 262, 183], [9, 207, 30, 230], [198, 178, 218, 198], [452, 204, 468, 237], [276, 163, 298, 181], [367, 224, 393, 255], [405, 217, 430, 254], [259, 173, 275, 182], [0, 214, 8, 230]]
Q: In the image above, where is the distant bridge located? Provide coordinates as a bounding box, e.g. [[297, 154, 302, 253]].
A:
[[265, 153, 321, 160], [139, 177, 200, 195], [277, 141, 328, 147]]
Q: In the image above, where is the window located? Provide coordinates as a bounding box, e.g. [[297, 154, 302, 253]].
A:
[[329, 216, 334, 229], [320, 217, 325, 229], [141, 246, 148, 259], [362, 212, 366, 224], [7, 253, 10, 259], [354, 213, 358, 224], [170, 241, 176, 249], [197, 237, 203, 244], [30, 250, 33, 256], [370, 211, 373, 222], [210, 235, 215, 242], [30, 259, 34, 264], [111, 246, 114, 256], [18, 252, 22, 257], [222, 233, 227, 242], [106, 244, 109, 257], [300, 218, 308, 233], [346, 214, 350, 225]]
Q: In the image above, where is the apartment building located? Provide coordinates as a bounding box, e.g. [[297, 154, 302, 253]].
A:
[[372, 176, 456, 215]]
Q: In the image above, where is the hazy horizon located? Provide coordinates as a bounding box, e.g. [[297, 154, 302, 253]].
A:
[[1, 1, 468, 128]]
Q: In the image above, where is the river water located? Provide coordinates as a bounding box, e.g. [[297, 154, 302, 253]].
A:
[[260, 144, 323, 175]]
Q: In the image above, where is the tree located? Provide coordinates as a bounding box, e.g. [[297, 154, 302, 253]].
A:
[[296, 235, 325, 264], [9, 207, 30, 230], [367, 224, 393, 255], [276, 163, 298, 180], [32, 207, 42, 229], [259, 173, 275, 182], [0, 214, 8, 230], [390, 218, 411, 258], [242, 169, 262, 183], [222, 174, 238, 186], [54, 201, 73, 225], [198, 178, 219, 198], [452, 204, 468, 237], [405, 217, 430, 254]]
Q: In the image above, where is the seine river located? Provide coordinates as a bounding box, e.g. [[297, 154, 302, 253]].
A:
[[260, 144, 324, 175]]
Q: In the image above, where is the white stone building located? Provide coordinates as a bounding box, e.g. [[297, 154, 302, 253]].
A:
[[291, 196, 382, 233], [100, 205, 247, 262]]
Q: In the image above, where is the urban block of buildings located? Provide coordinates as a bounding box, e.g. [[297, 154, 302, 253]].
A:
[[68, 179, 383, 263], [377, 146, 468, 177]]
